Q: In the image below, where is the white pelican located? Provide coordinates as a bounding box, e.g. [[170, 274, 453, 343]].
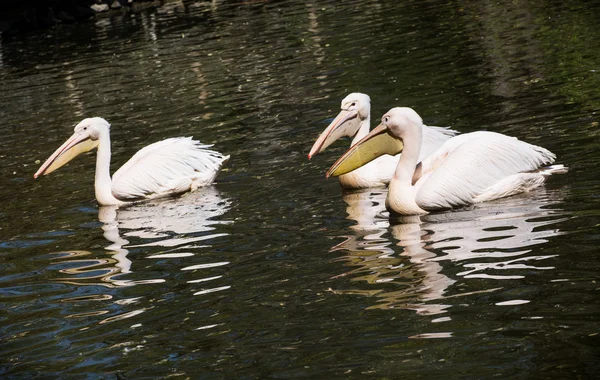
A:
[[327, 107, 567, 215], [308, 93, 458, 188], [34, 117, 229, 206]]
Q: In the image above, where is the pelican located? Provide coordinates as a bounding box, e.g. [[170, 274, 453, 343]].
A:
[[34, 117, 229, 206], [308, 93, 458, 188], [327, 107, 567, 215]]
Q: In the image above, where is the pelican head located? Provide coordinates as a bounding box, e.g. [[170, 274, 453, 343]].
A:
[[34, 117, 109, 178], [308, 92, 371, 159], [327, 107, 421, 177]]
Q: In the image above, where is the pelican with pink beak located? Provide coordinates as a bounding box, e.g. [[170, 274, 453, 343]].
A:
[[309, 93, 457, 188], [34, 117, 229, 206], [327, 107, 567, 215]]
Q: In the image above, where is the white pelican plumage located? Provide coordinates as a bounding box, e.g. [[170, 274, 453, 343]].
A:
[[308, 93, 458, 188], [327, 107, 567, 215], [34, 117, 229, 206]]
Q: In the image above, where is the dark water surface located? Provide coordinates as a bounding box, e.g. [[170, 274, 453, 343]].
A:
[[1, 1, 599, 378]]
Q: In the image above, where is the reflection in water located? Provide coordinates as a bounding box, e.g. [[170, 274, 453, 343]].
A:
[[332, 188, 569, 316], [49, 187, 232, 324], [306, 3, 326, 66], [51, 186, 231, 289], [331, 189, 392, 252], [388, 217, 456, 316]]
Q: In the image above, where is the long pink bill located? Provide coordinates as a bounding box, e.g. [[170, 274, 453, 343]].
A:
[[34, 133, 98, 178], [308, 109, 358, 159]]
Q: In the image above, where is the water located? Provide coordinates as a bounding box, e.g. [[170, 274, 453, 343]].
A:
[[1, 1, 599, 378]]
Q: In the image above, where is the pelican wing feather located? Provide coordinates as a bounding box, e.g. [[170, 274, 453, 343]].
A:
[[419, 125, 460, 161], [111, 137, 229, 201], [415, 131, 556, 210]]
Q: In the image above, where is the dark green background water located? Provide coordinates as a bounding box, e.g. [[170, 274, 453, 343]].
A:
[[1, 1, 599, 378]]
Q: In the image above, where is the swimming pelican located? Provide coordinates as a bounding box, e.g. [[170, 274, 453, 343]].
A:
[[308, 93, 458, 188], [327, 107, 567, 215], [34, 117, 229, 206]]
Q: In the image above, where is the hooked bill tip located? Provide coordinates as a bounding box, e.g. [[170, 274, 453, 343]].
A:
[[34, 167, 46, 179]]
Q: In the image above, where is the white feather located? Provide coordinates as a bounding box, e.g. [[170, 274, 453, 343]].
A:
[[416, 131, 556, 209], [112, 137, 229, 200], [338, 107, 567, 215]]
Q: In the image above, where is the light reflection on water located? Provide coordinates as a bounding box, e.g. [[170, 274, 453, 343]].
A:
[[331, 188, 569, 317], [48, 187, 231, 323]]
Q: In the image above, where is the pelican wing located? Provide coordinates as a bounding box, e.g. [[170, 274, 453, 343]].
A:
[[419, 125, 459, 161], [415, 131, 480, 181], [111, 137, 229, 201], [415, 131, 556, 210]]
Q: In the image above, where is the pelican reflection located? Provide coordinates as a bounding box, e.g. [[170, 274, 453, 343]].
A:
[[332, 188, 568, 315], [53, 187, 232, 288], [331, 189, 392, 255]]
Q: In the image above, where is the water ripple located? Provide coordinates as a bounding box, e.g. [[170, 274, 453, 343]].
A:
[[331, 188, 571, 315]]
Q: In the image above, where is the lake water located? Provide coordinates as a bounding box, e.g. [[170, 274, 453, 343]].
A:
[[1, 1, 599, 378]]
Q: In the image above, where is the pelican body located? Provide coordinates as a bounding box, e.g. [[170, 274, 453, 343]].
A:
[[34, 117, 229, 206], [328, 107, 567, 215], [308, 93, 457, 188]]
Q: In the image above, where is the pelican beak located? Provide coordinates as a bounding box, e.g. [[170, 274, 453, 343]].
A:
[[34, 132, 99, 178], [308, 109, 359, 159], [326, 123, 404, 177]]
